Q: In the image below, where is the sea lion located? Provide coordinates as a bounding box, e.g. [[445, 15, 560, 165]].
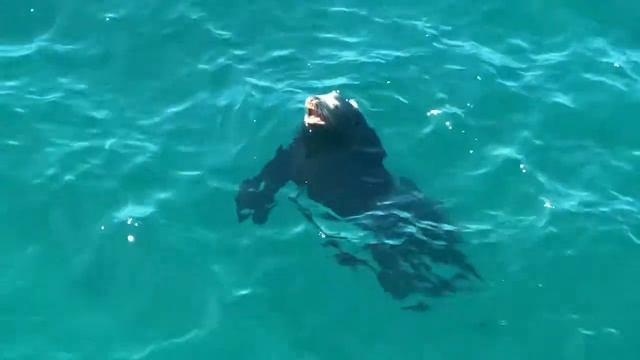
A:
[[235, 90, 481, 310]]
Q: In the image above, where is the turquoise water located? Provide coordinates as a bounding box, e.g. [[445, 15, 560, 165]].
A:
[[2, 0, 639, 358]]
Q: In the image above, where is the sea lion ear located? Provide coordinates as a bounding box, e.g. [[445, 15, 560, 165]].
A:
[[348, 99, 359, 109]]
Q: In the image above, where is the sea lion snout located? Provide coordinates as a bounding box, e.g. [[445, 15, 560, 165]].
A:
[[304, 96, 326, 126]]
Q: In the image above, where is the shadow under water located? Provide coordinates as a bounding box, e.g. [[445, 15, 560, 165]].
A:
[[289, 176, 482, 312]]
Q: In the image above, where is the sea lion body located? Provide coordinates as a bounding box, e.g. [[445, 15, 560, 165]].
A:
[[235, 90, 480, 308]]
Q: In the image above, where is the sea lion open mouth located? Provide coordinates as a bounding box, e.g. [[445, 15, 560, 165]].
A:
[[304, 96, 326, 126]]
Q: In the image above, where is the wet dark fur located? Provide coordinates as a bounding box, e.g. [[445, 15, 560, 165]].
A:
[[235, 93, 481, 310]]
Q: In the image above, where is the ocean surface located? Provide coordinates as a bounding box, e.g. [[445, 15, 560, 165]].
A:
[[1, 0, 639, 359]]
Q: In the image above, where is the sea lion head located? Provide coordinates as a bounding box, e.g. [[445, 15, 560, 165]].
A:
[[300, 90, 383, 158], [303, 90, 363, 133]]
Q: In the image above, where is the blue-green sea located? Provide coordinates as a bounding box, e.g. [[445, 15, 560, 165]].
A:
[[2, 1, 639, 358]]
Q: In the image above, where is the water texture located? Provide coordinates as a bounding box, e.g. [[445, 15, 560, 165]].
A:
[[1, 0, 639, 359]]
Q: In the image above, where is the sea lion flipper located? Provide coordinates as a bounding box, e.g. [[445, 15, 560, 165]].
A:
[[235, 145, 294, 224]]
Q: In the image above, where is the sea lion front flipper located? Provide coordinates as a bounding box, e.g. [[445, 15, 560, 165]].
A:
[[235, 177, 276, 224], [235, 145, 294, 224]]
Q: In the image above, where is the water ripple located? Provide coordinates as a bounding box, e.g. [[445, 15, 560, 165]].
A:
[[2, 0, 640, 357], [205, 24, 233, 40], [0, 41, 42, 58], [582, 73, 628, 91], [316, 33, 364, 44], [530, 48, 573, 65], [327, 7, 369, 16], [120, 329, 203, 360], [437, 38, 527, 68], [111, 191, 173, 224]]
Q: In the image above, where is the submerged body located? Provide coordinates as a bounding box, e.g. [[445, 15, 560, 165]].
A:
[[235, 90, 480, 309]]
